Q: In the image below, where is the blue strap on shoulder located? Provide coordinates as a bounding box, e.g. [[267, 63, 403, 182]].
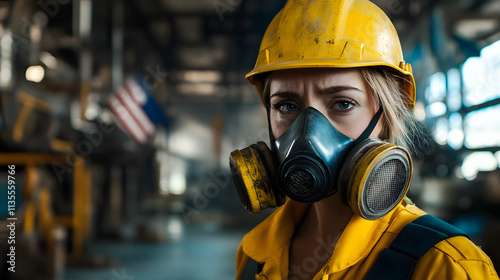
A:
[[241, 258, 263, 280], [364, 214, 470, 280]]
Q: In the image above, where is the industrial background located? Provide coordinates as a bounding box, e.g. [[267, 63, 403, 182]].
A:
[[0, 0, 499, 279]]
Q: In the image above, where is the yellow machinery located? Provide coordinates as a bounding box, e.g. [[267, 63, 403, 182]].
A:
[[0, 153, 92, 263]]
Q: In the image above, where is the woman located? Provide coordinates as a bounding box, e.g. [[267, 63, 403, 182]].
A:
[[230, 0, 499, 279]]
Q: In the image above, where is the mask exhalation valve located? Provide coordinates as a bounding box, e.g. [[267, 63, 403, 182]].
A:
[[280, 155, 330, 203], [286, 169, 315, 196]]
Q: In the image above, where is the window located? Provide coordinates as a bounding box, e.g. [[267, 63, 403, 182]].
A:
[[464, 104, 500, 148], [462, 41, 500, 107], [424, 40, 500, 180]]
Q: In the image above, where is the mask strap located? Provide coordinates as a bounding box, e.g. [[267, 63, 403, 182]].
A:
[[353, 107, 384, 146]]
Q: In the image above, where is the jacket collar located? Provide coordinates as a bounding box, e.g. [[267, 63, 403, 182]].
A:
[[241, 198, 408, 272], [241, 199, 308, 263]]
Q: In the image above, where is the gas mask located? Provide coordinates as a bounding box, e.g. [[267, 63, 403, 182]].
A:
[[229, 107, 412, 220]]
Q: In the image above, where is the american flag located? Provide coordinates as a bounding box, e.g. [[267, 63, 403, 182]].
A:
[[107, 76, 168, 144]]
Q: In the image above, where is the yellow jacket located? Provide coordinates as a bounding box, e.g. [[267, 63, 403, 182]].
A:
[[235, 199, 499, 279]]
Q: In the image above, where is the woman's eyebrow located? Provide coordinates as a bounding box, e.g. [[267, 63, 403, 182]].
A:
[[270, 86, 362, 99], [270, 90, 301, 99], [318, 85, 362, 95]]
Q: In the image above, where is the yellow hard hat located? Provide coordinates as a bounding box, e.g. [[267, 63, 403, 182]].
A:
[[246, 0, 416, 109]]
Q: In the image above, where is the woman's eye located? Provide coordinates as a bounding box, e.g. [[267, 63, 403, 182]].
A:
[[334, 101, 354, 111], [278, 103, 297, 112]]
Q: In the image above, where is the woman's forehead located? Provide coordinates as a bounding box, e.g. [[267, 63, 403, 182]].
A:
[[269, 68, 366, 92]]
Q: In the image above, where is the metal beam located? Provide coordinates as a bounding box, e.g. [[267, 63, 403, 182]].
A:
[[460, 97, 500, 114]]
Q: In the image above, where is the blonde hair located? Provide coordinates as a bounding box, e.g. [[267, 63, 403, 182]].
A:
[[261, 67, 418, 151], [360, 67, 418, 151]]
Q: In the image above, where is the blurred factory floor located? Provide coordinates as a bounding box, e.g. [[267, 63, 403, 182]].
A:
[[65, 215, 245, 280]]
